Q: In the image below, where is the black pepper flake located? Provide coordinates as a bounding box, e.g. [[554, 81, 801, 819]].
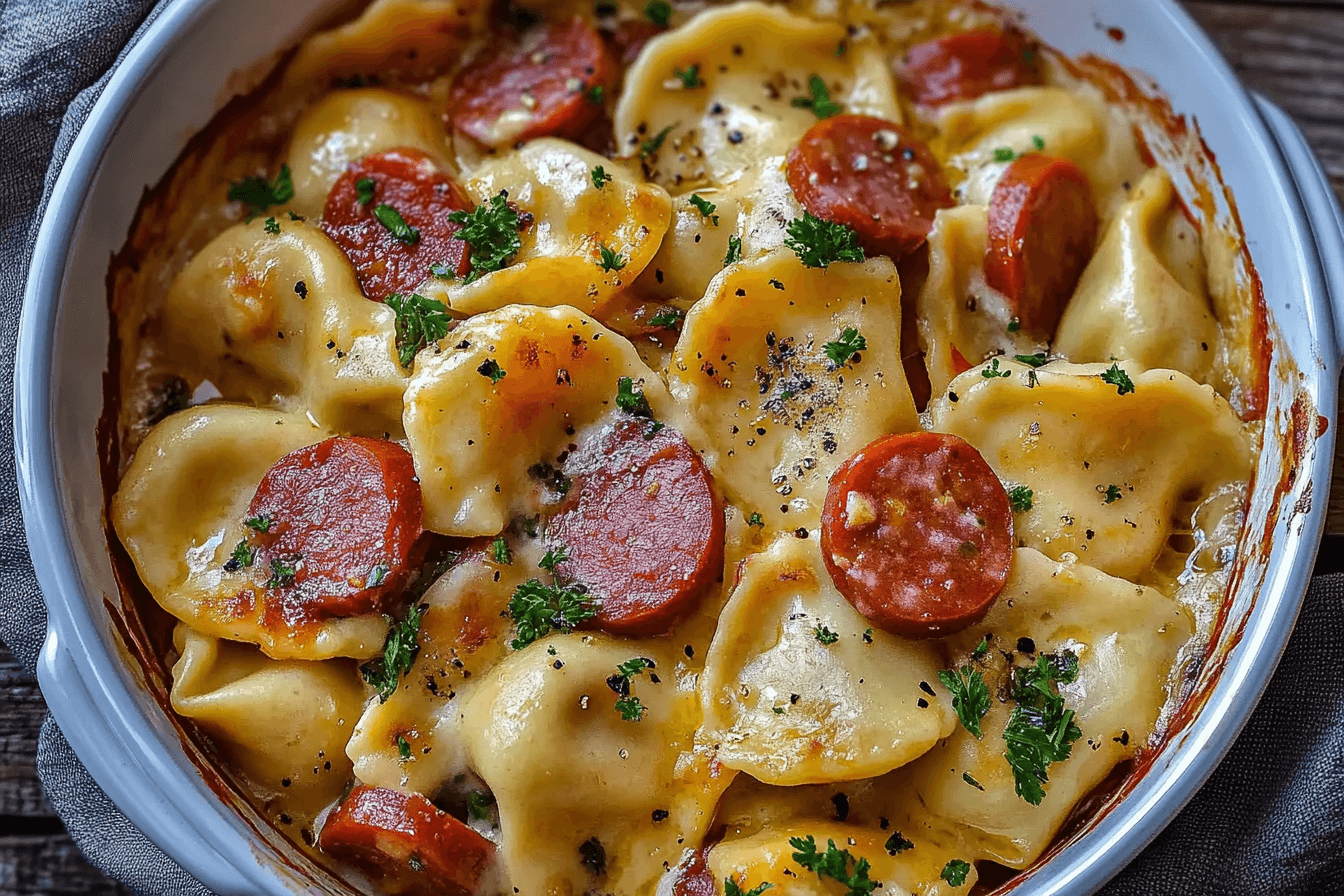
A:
[[326, 340, 336, 350], [831, 792, 850, 822], [728, 130, 744, 144], [579, 838, 607, 877], [294, 281, 308, 299], [279, 813, 292, 825], [652, 809, 669, 823], [879, 816, 890, 830], [794, 527, 808, 538], [281, 778, 291, 788], [1017, 637, 1036, 654], [919, 680, 935, 696], [769, 278, 784, 290], [790, 693, 800, 704], [323, 761, 331, 771], [655, 268, 664, 283], [684, 644, 695, 658], [735, 288, 746, 297], [917, 697, 929, 708], [553, 659, 565, 669], [948, 391, 959, 403], [456, 340, 471, 349]]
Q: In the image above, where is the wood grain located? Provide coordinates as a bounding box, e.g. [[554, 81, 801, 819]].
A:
[[0, 4, 1341, 894]]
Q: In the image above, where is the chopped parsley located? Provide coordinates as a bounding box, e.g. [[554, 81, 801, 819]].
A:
[[610, 657, 655, 721], [449, 192, 524, 282], [478, 358, 507, 384], [540, 544, 570, 574], [962, 772, 985, 790], [1103, 484, 1122, 504], [1007, 317, 1021, 333], [747, 512, 765, 527], [689, 193, 719, 224], [790, 74, 843, 119], [617, 657, 652, 678], [784, 213, 864, 268], [938, 665, 990, 739], [648, 306, 685, 330], [723, 234, 743, 266], [1004, 652, 1082, 805], [361, 604, 426, 702], [263, 216, 280, 235], [993, 147, 1017, 163], [1014, 352, 1049, 368], [244, 514, 273, 533], [223, 540, 256, 572], [789, 836, 877, 896], [941, 859, 971, 887], [725, 880, 773, 896], [373, 203, 420, 245], [814, 625, 840, 645], [467, 790, 491, 821], [982, 358, 1012, 378], [369, 564, 389, 587], [644, 0, 671, 27], [1101, 362, 1135, 395], [429, 261, 456, 280], [674, 64, 702, 88], [598, 243, 626, 272], [972, 635, 990, 659], [615, 696, 646, 721], [883, 832, 913, 855], [1008, 485, 1034, 513], [386, 292, 452, 368], [587, 84, 605, 105], [591, 165, 612, 190], [355, 177, 376, 205], [491, 536, 513, 565], [508, 549, 597, 650], [1032, 134, 1046, 150], [227, 163, 294, 219], [641, 125, 673, 158], [616, 376, 653, 417], [265, 556, 299, 589], [396, 734, 412, 760], [823, 327, 866, 367]]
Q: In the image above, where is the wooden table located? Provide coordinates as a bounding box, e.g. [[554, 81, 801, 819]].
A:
[[2, 2, 1342, 892]]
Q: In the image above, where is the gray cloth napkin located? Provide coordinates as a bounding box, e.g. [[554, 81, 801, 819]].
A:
[[2, 2, 1342, 894]]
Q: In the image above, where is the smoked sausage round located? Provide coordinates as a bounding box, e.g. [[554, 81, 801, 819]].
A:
[[901, 27, 1042, 108]]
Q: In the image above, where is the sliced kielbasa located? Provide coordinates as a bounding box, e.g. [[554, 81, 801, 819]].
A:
[[322, 148, 473, 301], [321, 785, 494, 896], [901, 26, 1042, 108], [246, 436, 423, 618], [820, 432, 1013, 638], [450, 18, 617, 147], [984, 154, 1098, 335], [547, 418, 723, 636], [786, 115, 953, 259]]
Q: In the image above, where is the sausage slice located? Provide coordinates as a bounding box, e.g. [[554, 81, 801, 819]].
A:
[[901, 27, 1042, 108], [450, 18, 616, 147], [820, 432, 1012, 638], [547, 418, 724, 636], [321, 785, 494, 896], [786, 115, 953, 259], [322, 148, 473, 301], [246, 436, 423, 618], [984, 154, 1099, 335]]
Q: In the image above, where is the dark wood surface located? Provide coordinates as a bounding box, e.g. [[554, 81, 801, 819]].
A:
[[2, 2, 1343, 893]]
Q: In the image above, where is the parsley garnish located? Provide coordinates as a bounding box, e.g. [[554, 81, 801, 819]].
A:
[[938, 666, 990, 739], [689, 193, 718, 224], [491, 536, 513, 564], [1100, 362, 1135, 395], [591, 165, 612, 190], [616, 376, 653, 417], [814, 625, 839, 645], [540, 545, 570, 574], [609, 657, 655, 721], [884, 832, 913, 855], [1103, 484, 1122, 504], [373, 203, 420, 244], [227, 164, 294, 220], [244, 514, 273, 533], [823, 327, 866, 367], [429, 261, 456, 280], [477, 358, 507, 384], [598, 243, 626, 272], [449, 192, 524, 282], [962, 772, 985, 790], [973, 635, 990, 658], [644, 0, 671, 27], [641, 125, 673, 158], [617, 657, 652, 678], [791, 74, 842, 119], [223, 540, 255, 572], [784, 213, 864, 268], [941, 859, 971, 887], [468, 790, 491, 821], [369, 564, 389, 587], [1032, 134, 1046, 150], [263, 216, 280, 235], [725, 880, 773, 896], [1008, 485, 1034, 513], [747, 512, 765, 527], [615, 696, 647, 721], [386, 292, 452, 368], [1004, 652, 1082, 805], [982, 358, 1011, 378], [266, 556, 299, 589], [1007, 317, 1021, 333], [648, 306, 684, 330], [1014, 352, 1049, 368], [507, 550, 598, 650], [355, 177, 376, 205], [993, 147, 1017, 163], [723, 234, 743, 266], [361, 604, 426, 702], [789, 837, 877, 896], [587, 84, 605, 105], [396, 734, 412, 760], [675, 64, 702, 88]]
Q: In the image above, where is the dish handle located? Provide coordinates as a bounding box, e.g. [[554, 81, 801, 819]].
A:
[[1254, 93, 1344, 361]]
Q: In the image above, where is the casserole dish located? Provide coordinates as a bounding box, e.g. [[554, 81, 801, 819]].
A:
[[13, 0, 1344, 893]]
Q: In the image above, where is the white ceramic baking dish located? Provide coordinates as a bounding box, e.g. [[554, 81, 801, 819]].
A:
[[13, 0, 1344, 893]]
